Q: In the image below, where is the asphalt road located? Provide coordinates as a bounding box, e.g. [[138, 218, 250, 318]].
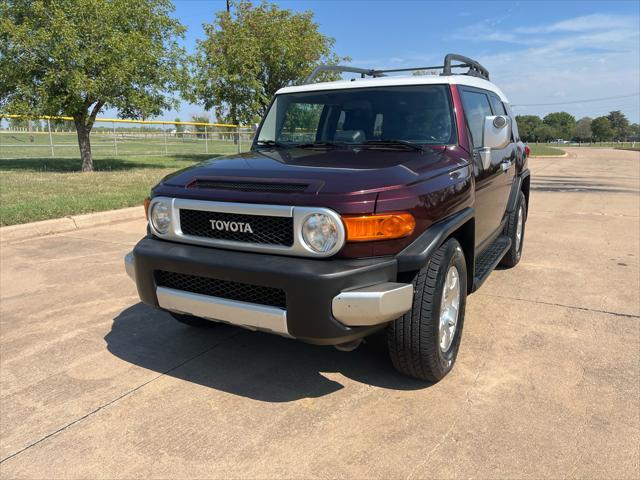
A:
[[1, 147, 638, 479]]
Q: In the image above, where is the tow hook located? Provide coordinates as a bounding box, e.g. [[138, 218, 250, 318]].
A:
[[334, 339, 362, 352]]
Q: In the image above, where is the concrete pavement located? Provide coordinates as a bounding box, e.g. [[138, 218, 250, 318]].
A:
[[1, 147, 638, 479]]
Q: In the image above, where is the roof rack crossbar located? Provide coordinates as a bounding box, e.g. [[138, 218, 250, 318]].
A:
[[303, 65, 385, 85], [303, 54, 490, 85]]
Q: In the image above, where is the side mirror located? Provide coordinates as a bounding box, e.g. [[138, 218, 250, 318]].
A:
[[483, 115, 511, 150]]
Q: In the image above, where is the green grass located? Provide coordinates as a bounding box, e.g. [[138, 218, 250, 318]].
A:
[[528, 145, 565, 156], [0, 131, 250, 158], [615, 146, 640, 151], [0, 154, 213, 226], [0, 130, 254, 226]]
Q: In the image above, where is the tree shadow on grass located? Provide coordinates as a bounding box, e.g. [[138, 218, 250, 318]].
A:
[[0, 154, 220, 172], [106, 303, 431, 402]]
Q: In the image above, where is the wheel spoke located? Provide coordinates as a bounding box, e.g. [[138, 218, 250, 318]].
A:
[[439, 264, 461, 353]]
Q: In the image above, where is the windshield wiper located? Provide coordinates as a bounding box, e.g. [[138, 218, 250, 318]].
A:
[[255, 139, 290, 149], [294, 141, 346, 149], [362, 139, 424, 152]]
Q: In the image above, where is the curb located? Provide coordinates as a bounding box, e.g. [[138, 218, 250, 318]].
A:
[[0, 206, 145, 243], [530, 152, 568, 158]]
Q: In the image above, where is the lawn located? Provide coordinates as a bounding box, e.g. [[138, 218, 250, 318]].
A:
[[0, 154, 210, 226], [528, 144, 565, 156]]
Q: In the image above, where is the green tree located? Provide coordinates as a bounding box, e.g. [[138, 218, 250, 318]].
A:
[[515, 115, 543, 142], [191, 115, 210, 139], [606, 110, 629, 140], [7, 117, 28, 129], [629, 123, 640, 138], [574, 117, 592, 142], [543, 112, 576, 140], [0, 0, 187, 171], [533, 124, 556, 143], [174, 117, 185, 138], [591, 116, 614, 141], [191, 0, 344, 125]]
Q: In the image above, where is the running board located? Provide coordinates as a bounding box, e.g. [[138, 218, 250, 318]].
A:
[[472, 236, 511, 292]]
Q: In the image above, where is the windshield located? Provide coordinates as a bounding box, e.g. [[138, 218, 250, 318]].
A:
[[256, 85, 456, 147]]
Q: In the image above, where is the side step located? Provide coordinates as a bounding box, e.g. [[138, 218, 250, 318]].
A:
[[472, 236, 511, 291]]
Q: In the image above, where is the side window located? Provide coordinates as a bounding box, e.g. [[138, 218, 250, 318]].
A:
[[490, 95, 507, 116], [460, 90, 493, 148]]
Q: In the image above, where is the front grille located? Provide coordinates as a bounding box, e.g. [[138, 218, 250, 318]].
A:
[[179, 209, 293, 246], [155, 270, 286, 309], [189, 180, 309, 193]]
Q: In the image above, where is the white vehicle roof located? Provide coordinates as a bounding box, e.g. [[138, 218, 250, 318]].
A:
[[277, 74, 510, 103]]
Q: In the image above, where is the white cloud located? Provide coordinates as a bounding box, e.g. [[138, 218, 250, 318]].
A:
[[516, 13, 637, 34], [447, 13, 640, 121]]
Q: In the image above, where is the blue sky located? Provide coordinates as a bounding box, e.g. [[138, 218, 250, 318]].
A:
[[108, 0, 640, 123]]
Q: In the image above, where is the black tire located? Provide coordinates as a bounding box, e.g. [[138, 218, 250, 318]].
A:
[[500, 190, 527, 268], [169, 312, 216, 328], [387, 238, 467, 382]]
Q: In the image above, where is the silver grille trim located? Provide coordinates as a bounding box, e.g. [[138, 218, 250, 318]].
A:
[[148, 196, 346, 258]]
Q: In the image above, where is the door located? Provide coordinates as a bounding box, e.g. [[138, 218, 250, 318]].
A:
[[459, 88, 516, 248]]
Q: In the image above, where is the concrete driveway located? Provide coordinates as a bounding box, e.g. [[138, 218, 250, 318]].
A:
[[1, 147, 638, 479]]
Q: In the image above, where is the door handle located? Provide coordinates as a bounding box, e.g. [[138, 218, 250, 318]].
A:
[[501, 160, 513, 172]]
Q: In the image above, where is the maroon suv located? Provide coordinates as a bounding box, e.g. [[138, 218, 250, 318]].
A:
[[125, 54, 530, 382]]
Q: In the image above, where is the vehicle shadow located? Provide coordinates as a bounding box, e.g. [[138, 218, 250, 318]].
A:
[[105, 303, 430, 402], [531, 175, 637, 194]]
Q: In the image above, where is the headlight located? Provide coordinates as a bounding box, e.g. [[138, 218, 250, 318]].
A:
[[150, 201, 172, 234], [301, 213, 340, 253]]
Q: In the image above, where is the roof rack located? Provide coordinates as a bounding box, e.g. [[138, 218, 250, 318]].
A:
[[303, 53, 490, 85]]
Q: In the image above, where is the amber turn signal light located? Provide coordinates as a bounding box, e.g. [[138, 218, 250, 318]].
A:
[[144, 197, 151, 220], [343, 213, 415, 242]]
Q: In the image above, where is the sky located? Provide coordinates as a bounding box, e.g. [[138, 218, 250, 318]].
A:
[[104, 0, 640, 124]]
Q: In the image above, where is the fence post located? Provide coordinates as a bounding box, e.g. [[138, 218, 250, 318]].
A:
[[112, 122, 118, 156], [205, 126, 208, 154], [164, 129, 168, 155], [47, 119, 54, 157], [237, 125, 241, 153]]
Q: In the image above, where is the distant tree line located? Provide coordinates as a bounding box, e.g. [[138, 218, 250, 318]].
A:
[[515, 110, 639, 143]]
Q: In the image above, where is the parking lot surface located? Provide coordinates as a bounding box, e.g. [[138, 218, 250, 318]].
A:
[[1, 147, 638, 479]]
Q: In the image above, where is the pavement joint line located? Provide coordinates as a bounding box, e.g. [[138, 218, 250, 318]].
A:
[[405, 359, 486, 480], [0, 331, 242, 465], [476, 293, 640, 319]]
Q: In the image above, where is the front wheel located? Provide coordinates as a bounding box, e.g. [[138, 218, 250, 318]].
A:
[[387, 238, 467, 382], [500, 190, 527, 268]]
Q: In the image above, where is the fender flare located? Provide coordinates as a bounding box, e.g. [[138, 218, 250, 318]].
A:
[[507, 169, 531, 212], [396, 207, 474, 273]]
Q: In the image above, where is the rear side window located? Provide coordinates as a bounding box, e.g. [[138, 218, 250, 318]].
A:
[[460, 90, 493, 148], [490, 95, 507, 116]]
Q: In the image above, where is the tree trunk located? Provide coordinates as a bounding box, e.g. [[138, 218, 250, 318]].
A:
[[75, 119, 93, 172]]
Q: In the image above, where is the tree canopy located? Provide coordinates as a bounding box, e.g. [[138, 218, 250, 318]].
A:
[[0, 0, 187, 171], [606, 111, 629, 140], [591, 117, 614, 141], [516, 111, 633, 143], [190, 0, 344, 125], [574, 117, 593, 141], [542, 112, 576, 140]]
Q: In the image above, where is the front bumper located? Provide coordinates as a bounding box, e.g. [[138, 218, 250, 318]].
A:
[[125, 237, 412, 345]]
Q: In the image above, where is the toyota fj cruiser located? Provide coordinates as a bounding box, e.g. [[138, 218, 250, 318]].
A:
[[125, 54, 530, 382]]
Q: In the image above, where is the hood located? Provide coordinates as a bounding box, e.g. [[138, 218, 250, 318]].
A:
[[159, 146, 463, 195]]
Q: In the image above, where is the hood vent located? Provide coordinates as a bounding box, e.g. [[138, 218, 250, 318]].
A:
[[188, 179, 309, 193]]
